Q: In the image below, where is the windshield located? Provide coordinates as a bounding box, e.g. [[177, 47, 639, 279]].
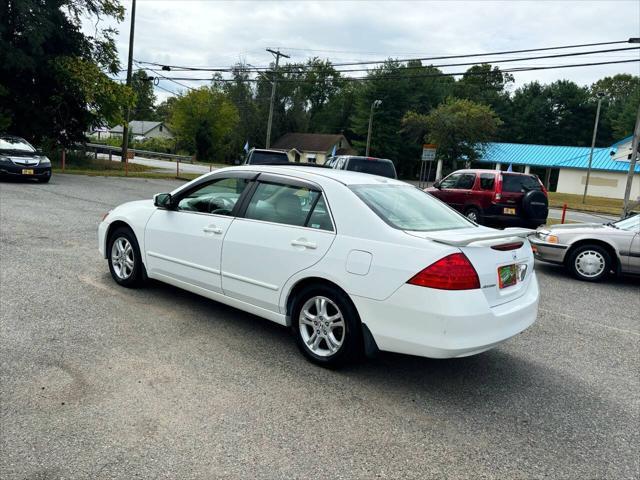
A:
[[614, 215, 640, 232], [350, 184, 475, 232], [248, 151, 289, 165], [0, 137, 36, 153], [346, 158, 397, 179]]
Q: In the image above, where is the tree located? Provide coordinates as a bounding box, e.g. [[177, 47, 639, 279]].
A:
[[0, 0, 132, 145], [591, 74, 640, 142], [130, 70, 157, 120], [402, 98, 502, 172], [169, 86, 239, 162]]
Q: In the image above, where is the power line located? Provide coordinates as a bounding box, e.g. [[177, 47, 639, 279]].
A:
[[144, 58, 640, 84]]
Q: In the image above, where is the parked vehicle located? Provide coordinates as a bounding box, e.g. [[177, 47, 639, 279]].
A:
[[327, 155, 397, 179], [530, 215, 640, 281], [426, 169, 548, 228], [0, 135, 52, 183], [244, 148, 290, 165], [99, 165, 538, 367]]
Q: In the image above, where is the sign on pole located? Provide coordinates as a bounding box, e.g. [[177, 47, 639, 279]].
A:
[[422, 144, 437, 162]]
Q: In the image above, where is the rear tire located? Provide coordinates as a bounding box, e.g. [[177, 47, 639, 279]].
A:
[[567, 244, 611, 282], [291, 284, 363, 368], [107, 227, 145, 288], [464, 206, 481, 224]]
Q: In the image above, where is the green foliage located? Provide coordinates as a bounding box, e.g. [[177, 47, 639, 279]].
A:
[[403, 98, 503, 171], [130, 70, 157, 120], [169, 86, 239, 162], [0, 0, 127, 145]]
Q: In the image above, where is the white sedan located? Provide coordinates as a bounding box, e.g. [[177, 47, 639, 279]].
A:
[[98, 165, 539, 367]]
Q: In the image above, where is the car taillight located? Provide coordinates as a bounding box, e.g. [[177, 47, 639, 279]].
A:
[[493, 175, 503, 202], [407, 253, 480, 290]]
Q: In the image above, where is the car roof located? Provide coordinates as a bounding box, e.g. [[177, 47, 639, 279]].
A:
[[250, 148, 287, 154], [214, 164, 407, 187], [452, 168, 535, 176]]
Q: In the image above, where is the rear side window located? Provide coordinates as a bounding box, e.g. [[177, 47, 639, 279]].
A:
[[480, 173, 495, 190], [502, 174, 542, 193], [244, 182, 333, 230], [456, 173, 476, 190], [346, 158, 397, 179], [248, 151, 289, 165]]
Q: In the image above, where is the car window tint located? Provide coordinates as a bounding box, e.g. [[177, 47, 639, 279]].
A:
[[439, 173, 461, 189], [177, 177, 249, 215], [345, 158, 396, 179], [351, 184, 474, 232], [305, 195, 333, 231], [249, 151, 289, 164], [245, 182, 320, 227], [456, 173, 476, 190], [480, 173, 495, 190], [502, 174, 542, 193]]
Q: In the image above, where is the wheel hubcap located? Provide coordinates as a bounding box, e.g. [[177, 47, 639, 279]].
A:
[[299, 296, 345, 357], [575, 250, 605, 277], [111, 237, 134, 280], [467, 211, 478, 222]]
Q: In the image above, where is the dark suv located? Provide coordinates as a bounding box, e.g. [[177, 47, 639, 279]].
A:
[[244, 148, 290, 165], [426, 169, 548, 228], [326, 155, 397, 179]]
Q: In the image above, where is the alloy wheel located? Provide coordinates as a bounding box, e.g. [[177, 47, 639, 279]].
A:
[[111, 237, 135, 280], [299, 296, 346, 357]]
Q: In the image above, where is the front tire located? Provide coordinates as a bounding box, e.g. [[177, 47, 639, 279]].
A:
[[107, 227, 145, 287], [292, 284, 363, 368], [567, 244, 611, 282], [464, 206, 481, 224]]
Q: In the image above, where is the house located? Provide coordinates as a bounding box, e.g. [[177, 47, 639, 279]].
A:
[[271, 133, 355, 164], [474, 136, 639, 200], [109, 121, 174, 140]]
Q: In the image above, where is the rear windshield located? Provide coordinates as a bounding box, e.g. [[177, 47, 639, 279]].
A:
[[350, 184, 474, 232], [346, 158, 397, 179], [502, 174, 542, 193], [248, 151, 289, 165]]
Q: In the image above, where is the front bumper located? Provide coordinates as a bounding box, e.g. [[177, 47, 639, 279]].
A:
[[352, 272, 539, 359], [0, 163, 51, 179], [529, 236, 569, 264]]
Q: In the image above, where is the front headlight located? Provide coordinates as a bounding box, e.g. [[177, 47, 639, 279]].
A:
[[0, 156, 10, 165], [541, 233, 559, 244], [39, 156, 51, 165]]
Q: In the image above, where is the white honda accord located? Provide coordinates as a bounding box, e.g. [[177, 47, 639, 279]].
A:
[[98, 165, 539, 367]]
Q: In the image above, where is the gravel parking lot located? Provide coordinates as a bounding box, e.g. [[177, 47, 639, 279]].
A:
[[1, 174, 638, 479]]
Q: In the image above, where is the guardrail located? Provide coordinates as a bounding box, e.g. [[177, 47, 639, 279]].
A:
[[84, 142, 194, 163]]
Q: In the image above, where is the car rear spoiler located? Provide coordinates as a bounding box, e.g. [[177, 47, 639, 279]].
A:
[[427, 228, 534, 247]]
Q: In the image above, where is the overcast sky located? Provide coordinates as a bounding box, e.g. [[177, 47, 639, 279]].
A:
[[99, 0, 640, 102]]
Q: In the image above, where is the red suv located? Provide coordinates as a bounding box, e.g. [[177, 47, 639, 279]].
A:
[[426, 169, 548, 228]]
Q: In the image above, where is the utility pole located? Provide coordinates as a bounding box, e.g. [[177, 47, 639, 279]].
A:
[[265, 48, 289, 148], [121, 0, 137, 162], [582, 92, 604, 203], [621, 103, 640, 218], [366, 100, 382, 156]]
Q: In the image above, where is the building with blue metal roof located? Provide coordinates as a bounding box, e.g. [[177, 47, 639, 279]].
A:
[[474, 136, 639, 199]]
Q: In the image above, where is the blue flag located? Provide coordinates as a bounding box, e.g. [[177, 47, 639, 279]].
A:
[[331, 144, 337, 157], [243, 141, 249, 153], [506, 164, 513, 172]]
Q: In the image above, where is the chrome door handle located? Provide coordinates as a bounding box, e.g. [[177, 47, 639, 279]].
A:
[[203, 226, 223, 234], [291, 239, 317, 249]]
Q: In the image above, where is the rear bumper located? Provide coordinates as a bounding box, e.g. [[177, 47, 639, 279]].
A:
[[0, 163, 51, 179], [352, 272, 539, 359], [529, 236, 569, 264]]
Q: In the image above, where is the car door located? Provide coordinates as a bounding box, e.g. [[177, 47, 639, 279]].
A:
[[144, 173, 254, 293], [452, 173, 477, 211], [432, 172, 461, 205], [629, 232, 640, 273], [221, 174, 336, 313]]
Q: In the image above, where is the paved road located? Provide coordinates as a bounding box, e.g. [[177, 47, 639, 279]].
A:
[[1, 174, 639, 479], [547, 207, 617, 224], [98, 153, 216, 175]]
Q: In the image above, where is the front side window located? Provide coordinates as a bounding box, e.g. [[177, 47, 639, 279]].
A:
[[177, 177, 249, 215], [244, 182, 332, 230], [439, 173, 461, 189], [351, 184, 474, 232]]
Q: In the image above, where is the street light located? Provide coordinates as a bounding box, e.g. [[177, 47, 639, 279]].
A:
[[582, 91, 605, 203], [365, 99, 382, 156]]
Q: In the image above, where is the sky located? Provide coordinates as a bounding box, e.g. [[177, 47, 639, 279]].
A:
[[94, 0, 640, 103]]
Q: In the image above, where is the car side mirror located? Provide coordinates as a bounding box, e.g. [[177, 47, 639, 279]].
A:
[[433, 180, 441, 189], [154, 193, 173, 209]]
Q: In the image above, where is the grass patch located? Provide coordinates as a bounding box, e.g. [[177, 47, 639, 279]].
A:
[[543, 217, 577, 226], [52, 168, 200, 181], [548, 192, 624, 215]]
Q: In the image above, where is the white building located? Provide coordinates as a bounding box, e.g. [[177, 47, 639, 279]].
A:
[[477, 136, 639, 200], [109, 121, 174, 140]]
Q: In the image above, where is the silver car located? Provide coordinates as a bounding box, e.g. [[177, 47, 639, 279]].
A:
[[530, 215, 640, 281]]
